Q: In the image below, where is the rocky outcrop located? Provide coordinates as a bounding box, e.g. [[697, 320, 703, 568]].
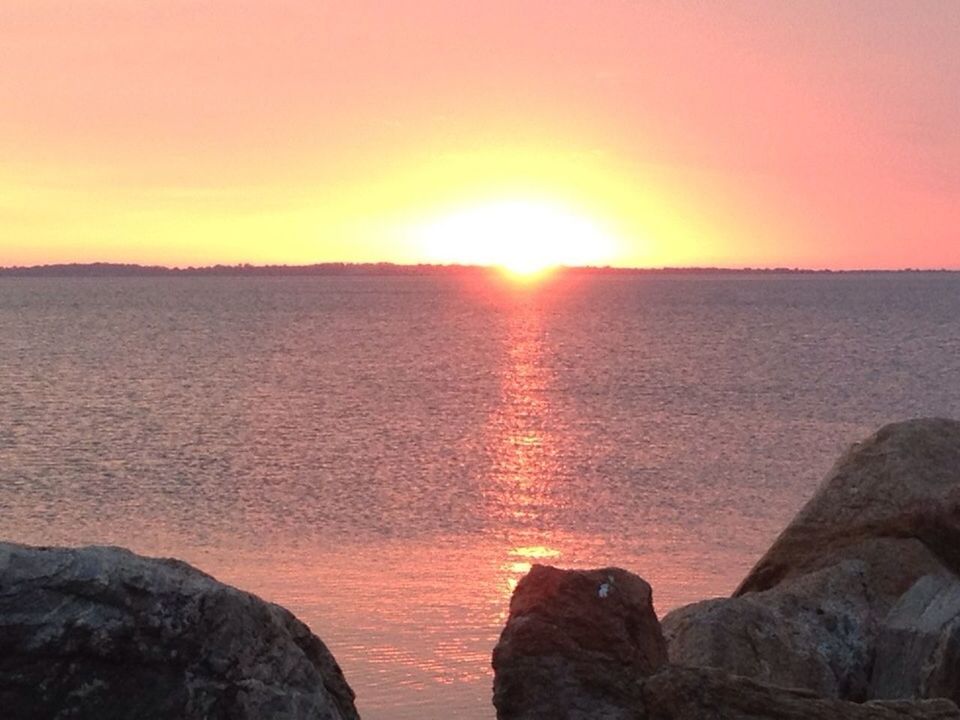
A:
[[492, 565, 667, 720], [493, 419, 960, 718], [663, 418, 960, 701], [736, 418, 960, 595], [662, 558, 877, 698], [492, 564, 960, 719], [662, 537, 948, 699], [0, 542, 359, 720]]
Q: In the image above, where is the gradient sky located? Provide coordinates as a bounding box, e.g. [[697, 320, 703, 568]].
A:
[[2, 0, 958, 269]]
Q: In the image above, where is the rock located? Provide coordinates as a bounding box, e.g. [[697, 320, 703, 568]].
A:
[[663, 419, 960, 700], [663, 559, 873, 699], [736, 418, 960, 596], [871, 574, 960, 704], [492, 564, 667, 720], [0, 542, 359, 720], [662, 538, 947, 699], [493, 420, 960, 717], [642, 666, 960, 720], [491, 565, 960, 720]]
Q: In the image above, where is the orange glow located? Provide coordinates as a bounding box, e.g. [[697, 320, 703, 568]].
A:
[[1, 3, 957, 268]]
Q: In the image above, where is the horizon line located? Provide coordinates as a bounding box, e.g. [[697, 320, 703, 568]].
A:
[[1, 261, 959, 276]]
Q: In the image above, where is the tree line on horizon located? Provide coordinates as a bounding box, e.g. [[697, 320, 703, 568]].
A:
[[0, 262, 952, 277]]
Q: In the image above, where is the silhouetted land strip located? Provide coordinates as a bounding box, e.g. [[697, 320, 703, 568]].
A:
[[1, 263, 956, 278]]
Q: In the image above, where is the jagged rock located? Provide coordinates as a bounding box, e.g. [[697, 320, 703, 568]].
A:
[[662, 538, 947, 699], [491, 565, 960, 720], [493, 420, 960, 717], [643, 666, 960, 720], [737, 418, 960, 595], [662, 559, 872, 698], [492, 564, 667, 720], [0, 542, 359, 720], [872, 574, 960, 704], [663, 419, 960, 700]]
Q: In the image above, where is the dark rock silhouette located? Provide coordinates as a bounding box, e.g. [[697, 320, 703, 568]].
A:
[[664, 418, 960, 701], [492, 565, 667, 719], [736, 418, 960, 596], [494, 419, 960, 718], [493, 564, 960, 719], [0, 543, 358, 720]]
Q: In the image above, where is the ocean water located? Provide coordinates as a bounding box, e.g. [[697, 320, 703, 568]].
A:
[[3, 272, 960, 718]]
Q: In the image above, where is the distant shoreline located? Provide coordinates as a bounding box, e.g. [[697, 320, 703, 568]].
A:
[[1, 262, 957, 278]]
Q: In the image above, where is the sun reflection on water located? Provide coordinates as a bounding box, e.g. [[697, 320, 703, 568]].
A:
[[482, 294, 568, 607], [511, 545, 561, 559]]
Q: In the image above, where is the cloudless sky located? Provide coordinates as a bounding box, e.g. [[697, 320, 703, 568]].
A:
[[2, 1, 958, 268]]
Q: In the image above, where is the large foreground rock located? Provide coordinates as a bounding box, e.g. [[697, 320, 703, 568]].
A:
[[662, 558, 875, 699], [663, 418, 960, 701], [0, 543, 359, 720], [736, 418, 960, 595], [492, 564, 960, 719], [492, 420, 960, 717], [492, 564, 667, 719], [662, 539, 946, 699]]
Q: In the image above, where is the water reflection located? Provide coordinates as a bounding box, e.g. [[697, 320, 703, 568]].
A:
[[2, 274, 874, 719], [484, 295, 564, 605]]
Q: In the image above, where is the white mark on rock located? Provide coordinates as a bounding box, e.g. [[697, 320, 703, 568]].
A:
[[598, 582, 611, 599]]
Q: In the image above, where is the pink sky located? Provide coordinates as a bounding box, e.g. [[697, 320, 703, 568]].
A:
[[2, 1, 958, 268]]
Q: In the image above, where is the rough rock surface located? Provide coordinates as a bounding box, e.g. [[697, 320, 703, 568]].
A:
[[736, 418, 960, 595], [871, 574, 960, 704], [492, 420, 960, 718], [663, 419, 960, 700], [492, 564, 667, 720], [662, 559, 874, 699], [662, 538, 946, 699], [643, 667, 960, 720], [0, 542, 359, 720], [491, 565, 960, 719]]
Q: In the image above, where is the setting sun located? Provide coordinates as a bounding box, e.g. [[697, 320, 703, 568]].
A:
[[410, 199, 619, 276]]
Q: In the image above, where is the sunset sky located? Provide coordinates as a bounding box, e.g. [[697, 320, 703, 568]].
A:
[[2, 1, 958, 269]]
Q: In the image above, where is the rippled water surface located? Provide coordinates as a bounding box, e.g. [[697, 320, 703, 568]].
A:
[[3, 272, 960, 718]]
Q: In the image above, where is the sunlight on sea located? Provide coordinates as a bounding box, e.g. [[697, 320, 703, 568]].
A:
[[4, 272, 960, 718]]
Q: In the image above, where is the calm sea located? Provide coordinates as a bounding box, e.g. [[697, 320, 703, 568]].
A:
[[3, 272, 960, 718]]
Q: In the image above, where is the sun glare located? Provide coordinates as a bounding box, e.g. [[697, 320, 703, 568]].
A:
[[411, 199, 619, 277]]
